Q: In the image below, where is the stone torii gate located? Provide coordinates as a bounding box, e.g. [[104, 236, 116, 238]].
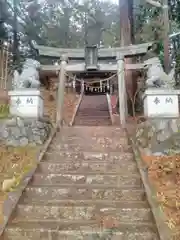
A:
[[34, 42, 153, 126]]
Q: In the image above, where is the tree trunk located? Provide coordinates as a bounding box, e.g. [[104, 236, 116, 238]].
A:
[[12, 0, 19, 64]]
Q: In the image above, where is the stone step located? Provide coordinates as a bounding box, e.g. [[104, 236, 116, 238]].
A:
[[75, 111, 109, 113], [4, 221, 159, 240], [75, 116, 110, 120], [74, 116, 110, 120], [43, 151, 134, 162], [74, 118, 111, 122], [79, 102, 108, 105], [50, 139, 129, 152], [75, 111, 108, 115], [48, 142, 131, 152], [78, 100, 108, 104], [79, 104, 108, 108], [59, 126, 127, 137], [19, 196, 148, 205], [37, 160, 138, 174], [22, 185, 146, 202], [75, 116, 109, 118], [76, 110, 109, 113], [53, 134, 128, 143], [77, 104, 109, 108], [77, 109, 109, 111], [74, 121, 111, 126], [75, 95, 111, 125], [76, 112, 110, 116], [77, 105, 109, 108], [52, 137, 129, 148], [78, 104, 109, 107], [12, 202, 153, 223], [30, 173, 142, 187]]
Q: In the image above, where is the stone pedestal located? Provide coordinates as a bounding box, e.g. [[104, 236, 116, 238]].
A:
[[8, 90, 43, 118], [0, 117, 52, 146], [142, 89, 180, 118]]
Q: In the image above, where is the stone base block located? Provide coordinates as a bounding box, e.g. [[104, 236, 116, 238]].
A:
[[0, 117, 52, 146], [142, 89, 180, 118], [8, 90, 43, 118]]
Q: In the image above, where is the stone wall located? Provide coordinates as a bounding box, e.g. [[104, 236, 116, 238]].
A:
[[0, 117, 52, 147], [135, 118, 180, 153]]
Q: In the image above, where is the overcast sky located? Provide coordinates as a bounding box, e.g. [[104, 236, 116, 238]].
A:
[[78, 0, 119, 4], [102, 0, 118, 3]]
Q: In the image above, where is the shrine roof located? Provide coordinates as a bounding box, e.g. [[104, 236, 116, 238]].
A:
[[34, 42, 153, 59]]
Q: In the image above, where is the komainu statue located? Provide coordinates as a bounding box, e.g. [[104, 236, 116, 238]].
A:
[[12, 58, 41, 90], [144, 57, 175, 89]]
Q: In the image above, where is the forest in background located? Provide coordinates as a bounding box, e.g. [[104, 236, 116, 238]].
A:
[[0, 0, 180, 65]]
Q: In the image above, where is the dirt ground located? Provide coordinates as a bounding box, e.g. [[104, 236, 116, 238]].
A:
[[41, 88, 79, 124], [63, 91, 79, 124]]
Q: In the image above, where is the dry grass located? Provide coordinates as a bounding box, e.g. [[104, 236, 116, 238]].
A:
[[141, 154, 180, 231], [0, 104, 9, 119], [0, 144, 39, 179], [126, 121, 180, 233], [0, 144, 39, 222]]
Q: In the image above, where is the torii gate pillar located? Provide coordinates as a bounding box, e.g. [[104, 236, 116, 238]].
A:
[[117, 56, 128, 126]]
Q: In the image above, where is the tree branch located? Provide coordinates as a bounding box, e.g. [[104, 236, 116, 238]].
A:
[[145, 0, 162, 8]]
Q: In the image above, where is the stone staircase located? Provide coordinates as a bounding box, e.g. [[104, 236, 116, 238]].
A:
[[74, 95, 111, 126], [3, 126, 159, 239]]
